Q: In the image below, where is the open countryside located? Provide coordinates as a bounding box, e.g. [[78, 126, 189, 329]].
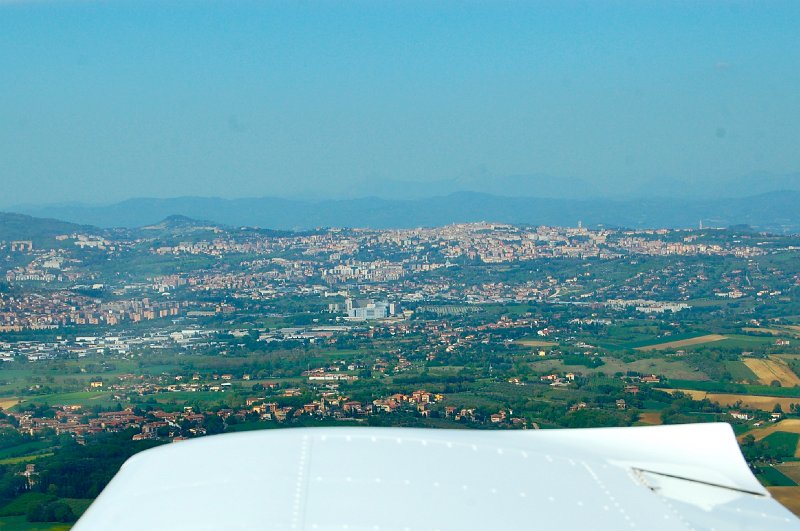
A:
[[744, 357, 800, 387], [1, 215, 800, 525], [635, 334, 727, 351], [670, 390, 800, 413], [743, 327, 788, 336], [770, 487, 800, 516], [636, 412, 663, 425], [0, 399, 18, 411], [741, 420, 800, 444], [516, 339, 558, 347]]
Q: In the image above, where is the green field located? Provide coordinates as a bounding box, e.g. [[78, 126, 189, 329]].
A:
[[0, 492, 91, 530], [62, 500, 92, 519], [687, 298, 732, 308], [531, 356, 706, 380], [616, 332, 715, 350], [0, 493, 56, 518], [665, 379, 800, 398], [0, 516, 71, 530], [757, 466, 798, 487], [144, 390, 241, 408], [593, 330, 779, 352], [725, 361, 758, 383], [0, 440, 54, 460], [0, 453, 53, 465], [11, 392, 114, 411], [711, 335, 779, 349], [762, 431, 800, 457]]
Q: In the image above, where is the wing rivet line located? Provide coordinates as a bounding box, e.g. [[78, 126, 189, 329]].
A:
[[290, 435, 310, 530], [585, 462, 640, 530]]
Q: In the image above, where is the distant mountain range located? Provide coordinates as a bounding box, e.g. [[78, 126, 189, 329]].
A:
[[291, 171, 800, 201], [325, 174, 600, 200], [0, 212, 98, 244], [6, 190, 800, 234]]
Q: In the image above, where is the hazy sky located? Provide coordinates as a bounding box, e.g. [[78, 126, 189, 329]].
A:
[[1, 0, 799, 206]]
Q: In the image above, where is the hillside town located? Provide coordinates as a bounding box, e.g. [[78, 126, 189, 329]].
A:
[[0, 222, 781, 333], [1, 219, 800, 525]]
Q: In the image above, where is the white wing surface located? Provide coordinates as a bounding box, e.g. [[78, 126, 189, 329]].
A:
[[73, 423, 800, 530]]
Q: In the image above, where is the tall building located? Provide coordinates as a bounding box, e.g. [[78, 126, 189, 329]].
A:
[[344, 298, 396, 320]]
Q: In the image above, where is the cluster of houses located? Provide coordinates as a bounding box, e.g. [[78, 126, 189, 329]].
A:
[[0, 386, 462, 445], [8, 405, 206, 443]]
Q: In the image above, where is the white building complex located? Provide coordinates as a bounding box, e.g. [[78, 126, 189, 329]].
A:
[[345, 298, 396, 320]]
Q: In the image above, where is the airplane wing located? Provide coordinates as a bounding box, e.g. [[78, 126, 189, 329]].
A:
[[73, 422, 800, 530]]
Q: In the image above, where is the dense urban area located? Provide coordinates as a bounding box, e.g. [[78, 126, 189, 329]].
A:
[[1, 213, 800, 527]]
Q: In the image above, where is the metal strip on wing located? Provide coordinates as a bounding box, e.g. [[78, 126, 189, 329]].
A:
[[633, 468, 767, 497]]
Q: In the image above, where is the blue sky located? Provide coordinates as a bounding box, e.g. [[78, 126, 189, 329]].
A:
[[1, 1, 799, 206]]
